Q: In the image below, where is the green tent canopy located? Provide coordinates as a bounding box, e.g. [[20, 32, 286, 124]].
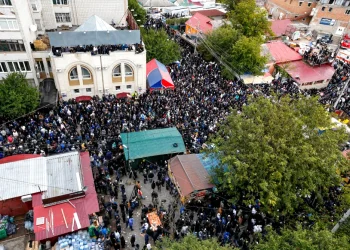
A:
[[120, 127, 186, 160]]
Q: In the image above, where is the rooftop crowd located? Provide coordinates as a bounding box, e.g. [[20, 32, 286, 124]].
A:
[[0, 18, 349, 250]]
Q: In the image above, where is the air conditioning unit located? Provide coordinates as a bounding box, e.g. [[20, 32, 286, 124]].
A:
[[21, 194, 32, 203]]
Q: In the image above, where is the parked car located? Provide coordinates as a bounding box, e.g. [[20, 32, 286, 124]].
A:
[[318, 34, 333, 44], [340, 34, 350, 49]]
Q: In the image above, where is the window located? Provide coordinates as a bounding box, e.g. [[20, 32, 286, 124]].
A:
[[115, 86, 121, 90], [47, 60, 52, 72], [81, 66, 91, 79], [0, 62, 8, 72], [73, 89, 80, 93], [31, 4, 38, 11], [86, 88, 92, 92], [35, 19, 42, 31], [346, 9, 350, 14], [0, 19, 19, 30], [70, 67, 78, 80], [53, 0, 68, 4], [0, 0, 12, 5], [0, 40, 25, 52], [322, 7, 326, 11], [125, 65, 133, 76], [4, 61, 30, 72], [36, 60, 45, 72], [113, 65, 121, 77], [308, 2, 312, 7], [126, 85, 132, 89], [299, 1, 303, 6], [329, 7, 333, 11], [55, 13, 71, 23]]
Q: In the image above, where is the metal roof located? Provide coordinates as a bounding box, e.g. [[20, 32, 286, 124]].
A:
[[48, 30, 141, 47], [0, 157, 48, 201], [43, 152, 82, 199], [120, 127, 186, 160], [0, 152, 83, 201], [75, 15, 115, 32]]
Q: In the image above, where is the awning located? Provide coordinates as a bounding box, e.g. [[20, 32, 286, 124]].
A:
[[116, 92, 131, 99], [75, 96, 92, 102], [146, 59, 175, 90]]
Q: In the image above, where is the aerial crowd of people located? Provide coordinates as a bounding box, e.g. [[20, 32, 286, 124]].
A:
[[0, 17, 350, 250]]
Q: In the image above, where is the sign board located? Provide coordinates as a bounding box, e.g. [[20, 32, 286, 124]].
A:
[[319, 18, 335, 26]]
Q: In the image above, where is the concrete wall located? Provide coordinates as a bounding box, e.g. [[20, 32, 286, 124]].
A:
[[51, 50, 146, 100], [309, 4, 350, 35], [266, 0, 317, 23]]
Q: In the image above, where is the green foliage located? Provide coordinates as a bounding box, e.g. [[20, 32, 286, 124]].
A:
[[254, 225, 350, 250], [229, 0, 272, 38], [0, 72, 40, 119], [128, 0, 146, 25], [216, 0, 243, 11], [166, 18, 189, 26], [198, 25, 240, 62], [209, 95, 350, 216], [155, 235, 231, 250], [141, 28, 181, 64], [230, 36, 267, 75]]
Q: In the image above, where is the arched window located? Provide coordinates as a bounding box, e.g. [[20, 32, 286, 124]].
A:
[[81, 66, 91, 79], [113, 65, 121, 77], [125, 64, 133, 76], [70, 67, 78, 80]]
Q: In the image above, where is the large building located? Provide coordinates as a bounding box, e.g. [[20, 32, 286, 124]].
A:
[[309, 0, 350, 38], [0, 0, 144, 101]]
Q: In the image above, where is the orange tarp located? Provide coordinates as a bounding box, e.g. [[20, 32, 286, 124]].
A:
[[147, 212, 161, 230]]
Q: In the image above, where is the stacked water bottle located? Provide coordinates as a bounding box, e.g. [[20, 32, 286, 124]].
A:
[[56, 230, 105, 250]]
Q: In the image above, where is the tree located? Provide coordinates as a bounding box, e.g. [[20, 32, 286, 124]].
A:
[[229, 0, 272, 38], [198, 25, 241, 62], [0, 72, 40, 119], [141, 29, 181, 64], [155, 235, 232, 250], [254, 225, 350, 250], [229, 36, 267, 75], [209, 95, 350, 216], [128, 0, 146, 25]]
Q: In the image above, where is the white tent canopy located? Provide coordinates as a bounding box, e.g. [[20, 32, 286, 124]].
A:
[[75, 15, 115, 32]]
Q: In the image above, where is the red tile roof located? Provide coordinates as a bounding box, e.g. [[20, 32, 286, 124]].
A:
[[186, 12, 213, 34], [270, 19, 291, 37], [266, 41, 302, 64], [0, 154, 41, 164], [190, 9, 226, 17], [278, 60, 335, 84], [33, 152, 99, 241]]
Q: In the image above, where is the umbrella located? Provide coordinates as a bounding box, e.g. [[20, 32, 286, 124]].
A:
[[146, 59, 175, 90], [116, 92, 131, 99]]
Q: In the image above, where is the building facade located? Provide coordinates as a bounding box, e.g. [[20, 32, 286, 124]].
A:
[[265, 0, 318, 24], [0, 0, 147, 101], [309, 0, 350, 37]]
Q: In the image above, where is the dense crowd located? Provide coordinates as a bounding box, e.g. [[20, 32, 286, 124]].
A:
[[1, 18, 350, 249]]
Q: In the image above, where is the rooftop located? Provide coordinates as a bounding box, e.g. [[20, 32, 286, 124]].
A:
[[74, 15, 116, 32], [265, 41, 303, 64], [190, 9, 226, 17], [120, 127, 186, 160], [185, 12, 213, 34], [270, 19, 292, 37]]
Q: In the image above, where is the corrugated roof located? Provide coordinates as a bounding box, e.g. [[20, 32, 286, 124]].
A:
[[75, 15, 115, 32], [186, 12, 213, 34], [190, 9, 226, 17], [33, 152, 98, 241], [270, 19, 291, 37], [169, 154, 214, 196], [43, 152, 82, 199], [278, 60, 335, 84], [139, 0, 175, 7], [120, 127, 185, 160], [266, 41, 302, 64], [0, 157, 48, 201]]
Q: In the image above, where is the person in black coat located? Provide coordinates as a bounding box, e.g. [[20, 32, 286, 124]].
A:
[[151, 181, 156, 190], [120, 235, 126, 248], [130, 234, 136, 247]]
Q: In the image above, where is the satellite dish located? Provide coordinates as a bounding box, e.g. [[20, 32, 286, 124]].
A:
[[30, 25, 37, 32]]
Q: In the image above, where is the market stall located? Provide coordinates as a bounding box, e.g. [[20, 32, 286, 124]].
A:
[[147, 212, 162, 231]]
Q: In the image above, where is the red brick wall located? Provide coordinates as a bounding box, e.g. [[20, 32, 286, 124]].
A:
[[313, 5, 350, 22]]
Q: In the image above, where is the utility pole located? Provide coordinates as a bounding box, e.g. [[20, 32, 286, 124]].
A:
[[333, 77, 350, 110], [331, 208, 350, 233]]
